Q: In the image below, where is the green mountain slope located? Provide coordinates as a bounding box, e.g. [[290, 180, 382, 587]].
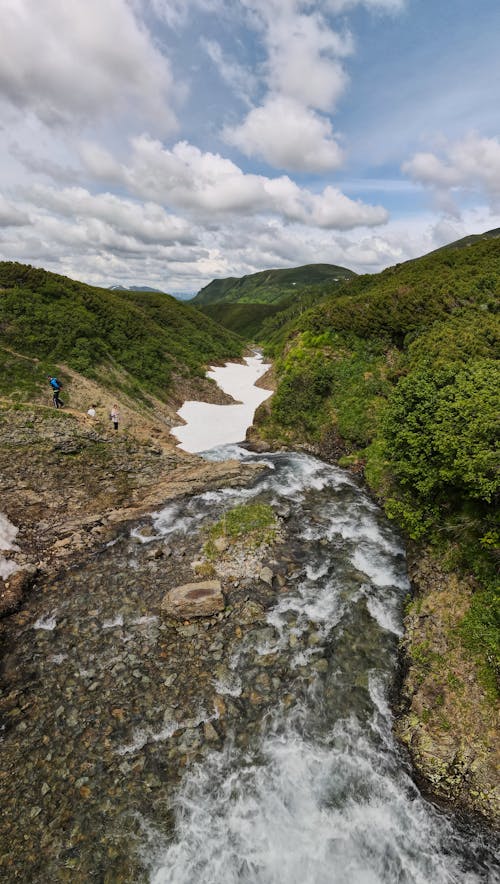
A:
[[258, 235, 500, 690], [0, 262, 242, 405], [432, 226, 500, 253], [199, 302, 283, 339], [192, 263, 355, 306]]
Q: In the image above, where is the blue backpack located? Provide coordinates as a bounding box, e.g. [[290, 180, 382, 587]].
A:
[[50, 378, 61, 391]]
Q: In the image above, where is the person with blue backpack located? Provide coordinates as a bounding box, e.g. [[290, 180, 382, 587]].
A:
[[48, 376, 64, 409]]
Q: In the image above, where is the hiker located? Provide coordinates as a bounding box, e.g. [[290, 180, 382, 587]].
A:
[[87, 405, 97, 418], [109, 404, 119, 431], [48, 376, 64, 409]]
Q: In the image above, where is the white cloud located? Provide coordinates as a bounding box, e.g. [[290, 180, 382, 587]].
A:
[[326, 0, 405, 11], [0, 194, 31, 227], [80, 135, 385, 228], [224, 96, 344, 171], [147, 0, 224, 29], [0, 0, 177, 130], [27, 186, 195, 245], [264, 9, 352, 111], [403, 133, 500, 209], [200, 38, 257, 106]]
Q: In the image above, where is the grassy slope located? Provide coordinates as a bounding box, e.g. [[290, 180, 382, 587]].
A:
[[258, 236, 500, 694], [192, 263, 355, 306], [198, 302, 282, 339], [0, 262, 242, 407]]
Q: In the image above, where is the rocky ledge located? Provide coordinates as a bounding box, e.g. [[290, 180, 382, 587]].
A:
[[0, 404, 264, 619]]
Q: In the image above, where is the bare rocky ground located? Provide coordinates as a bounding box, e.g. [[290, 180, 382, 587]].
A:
[[0, 401, 263, 620]]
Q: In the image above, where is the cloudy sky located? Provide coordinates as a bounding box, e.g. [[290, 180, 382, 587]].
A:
[[0, 0, 499, 294]]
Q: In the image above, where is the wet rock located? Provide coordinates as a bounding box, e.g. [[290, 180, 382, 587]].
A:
[[137, 526, 156, 538], [160, 580, 225, 619], [203, 721, 220, 743], [239, 600, 266, 624], [0, 568, 35, 617], [259, 566, 274, 586]]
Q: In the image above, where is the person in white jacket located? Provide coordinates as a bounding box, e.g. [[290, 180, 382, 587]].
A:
[[109, 404, 119, 430]]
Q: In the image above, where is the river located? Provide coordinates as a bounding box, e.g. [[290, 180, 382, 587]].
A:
[[0, 362, 497, 882]]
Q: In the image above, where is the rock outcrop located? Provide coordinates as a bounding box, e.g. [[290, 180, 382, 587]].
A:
[[160, 580, 225, 619]]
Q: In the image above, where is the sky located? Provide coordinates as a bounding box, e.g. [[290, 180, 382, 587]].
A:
[[0, 0, 499, 295]]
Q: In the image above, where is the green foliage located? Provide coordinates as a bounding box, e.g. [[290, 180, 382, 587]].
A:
[[460, 582, 500, 697], [204, 503, 278, 558], [270, 331, 390, 444], [263, 236, 500, 687], [192, 263, 355, 307], [199, 301, 280, 339], [0, 262, 242, 404], [382, 361, 499, 503]]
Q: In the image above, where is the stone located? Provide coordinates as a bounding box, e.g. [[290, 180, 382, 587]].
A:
[[213, 537, 229, 553], [203, 721, 220, 743], [160, 580, 225, 619], [259, 566, 274, 586]]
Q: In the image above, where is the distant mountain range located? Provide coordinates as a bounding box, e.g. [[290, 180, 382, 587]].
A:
[[109, 284, 165, 293], [109, 284, 193, 300], [191, 263, 355, 307]]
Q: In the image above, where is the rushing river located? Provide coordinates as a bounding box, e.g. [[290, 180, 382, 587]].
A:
[[0, 360, 497, 881], [0, 448, 496, 881]]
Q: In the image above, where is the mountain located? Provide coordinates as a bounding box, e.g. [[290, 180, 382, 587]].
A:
[[0, 262, 241, 407], [198, 301, 283, 340], [109, 284, 166, 293], [433, 226, 500, 253], [192, 263, 355, 306]]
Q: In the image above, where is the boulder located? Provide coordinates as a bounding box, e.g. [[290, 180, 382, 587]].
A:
[[259, 566, 274, 586], [161, 580, 225, 619]]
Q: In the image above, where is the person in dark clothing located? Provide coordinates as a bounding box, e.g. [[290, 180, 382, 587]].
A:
[[48, 376, 64, 408]]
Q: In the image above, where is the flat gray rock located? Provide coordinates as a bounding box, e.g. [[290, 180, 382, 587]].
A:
[[160, 580, 225, 619]]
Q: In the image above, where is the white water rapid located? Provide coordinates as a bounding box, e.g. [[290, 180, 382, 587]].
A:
[[143, 447, 496, 884]]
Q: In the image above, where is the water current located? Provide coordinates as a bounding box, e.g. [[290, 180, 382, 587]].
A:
[[0, 445, 497, 882]]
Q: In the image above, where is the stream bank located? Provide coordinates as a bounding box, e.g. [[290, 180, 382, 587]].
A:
[[247, 410, 500, 829]]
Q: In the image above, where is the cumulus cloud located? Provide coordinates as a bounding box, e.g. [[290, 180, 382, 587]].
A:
[[27, 186, 195, 246], [224, 96, 344, 171], [220, 1, 354, 170], [0, 0, 178, 130], [403, 133, 500, 210], [80, 135, 386, 228]]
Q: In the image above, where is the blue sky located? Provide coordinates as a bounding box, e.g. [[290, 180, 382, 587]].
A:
[[0, 0, 499, 293]]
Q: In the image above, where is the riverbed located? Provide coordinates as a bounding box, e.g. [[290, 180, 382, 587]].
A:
[[0, 368, 497, 882]]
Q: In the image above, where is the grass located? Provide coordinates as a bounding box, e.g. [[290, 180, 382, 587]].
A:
[[204, 503, 278, 559]]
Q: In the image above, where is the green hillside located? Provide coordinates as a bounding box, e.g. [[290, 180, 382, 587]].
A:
[[192, 263, 355, 306], [0, 262, 242, 405], [432, 226, 500, 253], [258, 236, 500, 689], [199, 301, 283, 339]]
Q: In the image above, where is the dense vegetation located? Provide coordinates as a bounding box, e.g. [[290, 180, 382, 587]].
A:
[[0, 262, 241, 404], [199, 301, 282, 339], [192, 263, 355, 306], [258, 235, 500, 688]]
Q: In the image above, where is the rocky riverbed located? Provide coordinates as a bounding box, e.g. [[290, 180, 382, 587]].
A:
[[1, 447, 497, 882], [0, 403, 263, 618]]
